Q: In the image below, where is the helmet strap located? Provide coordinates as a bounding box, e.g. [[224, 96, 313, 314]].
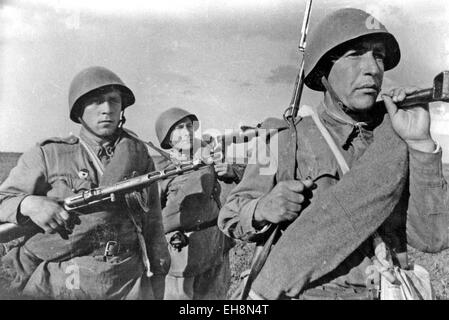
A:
[[118, 110, 126, 129], [321, 76, 348, 112], [321, 76, 369, 124]]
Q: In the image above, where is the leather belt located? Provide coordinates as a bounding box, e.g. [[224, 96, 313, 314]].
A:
[[91, 241, 139, 260]]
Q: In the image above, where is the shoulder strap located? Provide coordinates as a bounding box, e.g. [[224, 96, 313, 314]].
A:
[[300, 105, 350, 175], [79, 137, 105, 176], [38, 135, 79, 146], [302, 106, 401, 293], [242, 107, 349, 300]]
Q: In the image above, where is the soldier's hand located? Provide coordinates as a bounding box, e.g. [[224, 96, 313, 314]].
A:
[[201, 134, 216, 149], [253, 179, 314, 226], [382, 87, 436, 153], [19, 195, 79, 239], [214, 163, 236, 179]]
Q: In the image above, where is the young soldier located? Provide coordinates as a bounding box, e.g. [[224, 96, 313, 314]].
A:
[[154, 107, 243, 299], [219, 8, 449, 299], [0, 66, 170, 299]]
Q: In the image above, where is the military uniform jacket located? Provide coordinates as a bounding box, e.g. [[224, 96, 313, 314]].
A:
[[156, 153, 236, 278], [218, 103, 449, 299], [0, 129, 169, 299]]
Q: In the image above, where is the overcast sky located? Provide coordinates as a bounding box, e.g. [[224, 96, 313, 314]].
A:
[[1, 0, 448, 161]]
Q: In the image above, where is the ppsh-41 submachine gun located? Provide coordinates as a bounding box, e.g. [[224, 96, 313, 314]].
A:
[[0, 157, 216, 243]]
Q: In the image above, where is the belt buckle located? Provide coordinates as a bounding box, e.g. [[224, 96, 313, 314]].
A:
[[169, 231, 189, 252], [103, 241, 120, 260]]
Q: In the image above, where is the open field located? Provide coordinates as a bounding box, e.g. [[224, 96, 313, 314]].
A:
[[1, 152, 449, 299]]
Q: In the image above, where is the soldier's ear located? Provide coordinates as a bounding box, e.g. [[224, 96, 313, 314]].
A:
[[118, 110, 126, 128], [77, 102, 87, 122], [166, 132, 175, 148], [77, 103, 88, 122]]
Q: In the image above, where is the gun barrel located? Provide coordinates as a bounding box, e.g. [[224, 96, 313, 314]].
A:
[[64, 160, 209, 211], [290, 0, 313, 120], [299, 0, 313, 51], [215, 128, 260, 145], [214, 127, 282, 147]]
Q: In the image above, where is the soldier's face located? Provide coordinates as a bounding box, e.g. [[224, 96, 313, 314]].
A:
[[327, 39, 385, 112], [169, 117, 194, 151], [80, 89, 122, 137]]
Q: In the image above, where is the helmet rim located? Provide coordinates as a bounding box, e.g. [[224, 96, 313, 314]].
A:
[[68, 66, 135, 123], [155, 108, 199, 150], [303, 8, 401, 92], [69, 84, 135, 123]]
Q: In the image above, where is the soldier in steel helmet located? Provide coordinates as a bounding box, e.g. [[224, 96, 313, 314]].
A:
[[0, 66, 170, 299], [219, 8, 449, 299], [154, 107, 243, 300]]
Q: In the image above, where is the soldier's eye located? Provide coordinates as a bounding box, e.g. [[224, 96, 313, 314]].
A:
[[374, 52, 386, 61], [86, 97, 102, 105], [109, 97, 121, 105]]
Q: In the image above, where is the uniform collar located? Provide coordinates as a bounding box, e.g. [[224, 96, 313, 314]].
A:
[[79, 127, 118, 157], [318, 101, 382, 148]]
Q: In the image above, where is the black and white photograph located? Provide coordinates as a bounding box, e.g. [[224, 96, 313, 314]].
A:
[[0, 0, 448, 307]]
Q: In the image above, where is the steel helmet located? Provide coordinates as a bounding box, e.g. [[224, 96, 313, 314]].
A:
[[304, 8, 401, 91], [155, 107, 199, 149], [68, 66, 135, 123]]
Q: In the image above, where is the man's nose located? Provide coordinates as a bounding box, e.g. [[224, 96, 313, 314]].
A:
[[360, 52, 382, 76], [100, 100, 113, 113]]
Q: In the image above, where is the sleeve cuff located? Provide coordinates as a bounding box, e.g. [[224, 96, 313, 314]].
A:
[[0, 194, 30, 224], [240, 198, 272, 237], [16, 195, 32, 225], [409, 143, 444, 184]]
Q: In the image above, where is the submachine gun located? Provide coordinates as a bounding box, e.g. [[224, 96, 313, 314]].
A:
[[0, 157, 217, 243], [0, 120, 275, 243]]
